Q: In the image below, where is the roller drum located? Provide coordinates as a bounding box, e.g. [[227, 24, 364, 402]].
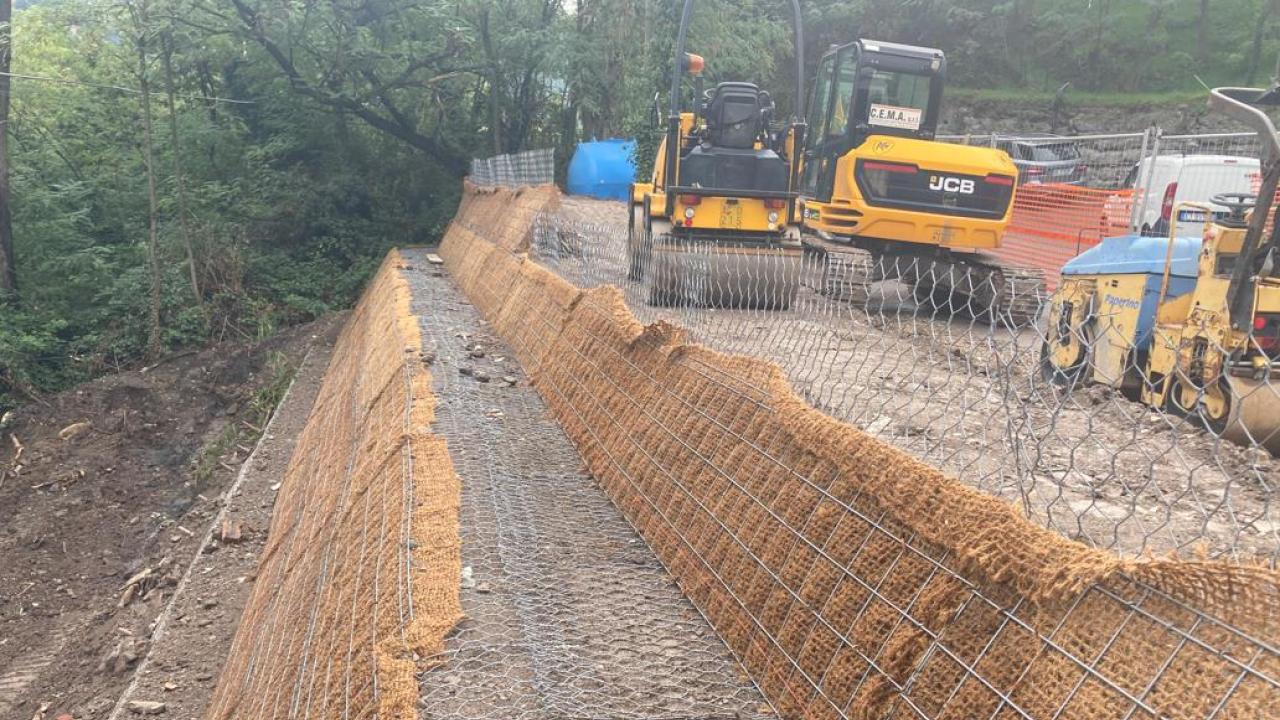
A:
[[1222, 376, 1280, 455], [648, 237, 801, 310]]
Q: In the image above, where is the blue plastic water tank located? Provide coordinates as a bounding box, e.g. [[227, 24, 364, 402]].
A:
[[567, 139, 637, 200]]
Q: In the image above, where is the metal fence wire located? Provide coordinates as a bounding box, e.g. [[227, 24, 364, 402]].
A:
[[470, 148, 556, 187], [938, 130, 1270, 289], [439, 182, 1280, 720], [204, 254, 463, 720], [529, 183, 1280, 566]]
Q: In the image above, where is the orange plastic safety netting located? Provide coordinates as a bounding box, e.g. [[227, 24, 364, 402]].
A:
[[994, 184, 1135, 290]]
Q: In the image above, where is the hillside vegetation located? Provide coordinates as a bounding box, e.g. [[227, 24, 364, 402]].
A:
[[1, 0, 1276, 407]]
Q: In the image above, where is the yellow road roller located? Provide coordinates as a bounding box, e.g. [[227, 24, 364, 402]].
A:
[[627, 0, 805, 309], [1042, 84, 1280, 452]]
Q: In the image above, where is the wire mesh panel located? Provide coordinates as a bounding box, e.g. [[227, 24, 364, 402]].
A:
[[940, 131, 1272, 289], [435, 184, 1280, 719], [204, 253, 463, 720], [985, 133, 1150, 289], [1134, 133, 1265, 239], [402, 252, 771, 719], [470, 148, 556, 187], [537, 195, 1279, 565]]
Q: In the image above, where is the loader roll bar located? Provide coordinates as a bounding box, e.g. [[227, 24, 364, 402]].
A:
[[664, 0, 806, 218], [1209, 87, 1280, 164], [1211, 85, 1280, 329]]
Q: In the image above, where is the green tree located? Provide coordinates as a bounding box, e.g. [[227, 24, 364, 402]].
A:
[[0, 0, 15, 299]]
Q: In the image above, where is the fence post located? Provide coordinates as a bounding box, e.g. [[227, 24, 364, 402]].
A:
[[1133, 127, 1162, 233], [1128, 128, 1152, 232]]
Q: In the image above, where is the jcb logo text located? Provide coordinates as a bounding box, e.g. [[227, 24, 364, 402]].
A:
[[928, 176, 975, 195]]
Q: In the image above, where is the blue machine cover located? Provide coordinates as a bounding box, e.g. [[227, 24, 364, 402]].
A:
[[1061, 233, 1202, 348], [1062, 234, 1202, 278], [567, 139, 637, 200]]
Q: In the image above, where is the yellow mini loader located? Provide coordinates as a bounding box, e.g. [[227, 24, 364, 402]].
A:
[[1042, 84, 1280, 451]]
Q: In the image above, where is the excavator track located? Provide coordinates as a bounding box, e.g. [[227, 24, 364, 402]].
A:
[[907, 252, 1046, 327], [803, 233, 1047, 326], [977, 254, 1049, 325], [803, 234, 875, 305]]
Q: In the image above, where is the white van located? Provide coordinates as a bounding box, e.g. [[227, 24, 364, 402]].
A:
[[1118, 155, 1260, 236]]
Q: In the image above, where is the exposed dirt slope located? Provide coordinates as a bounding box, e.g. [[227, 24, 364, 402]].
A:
[[0, 316, 342, 720]]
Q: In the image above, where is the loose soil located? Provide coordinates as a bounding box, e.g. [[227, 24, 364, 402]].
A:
[[107, 325, 340, 720], [0, 316, 343, 720]]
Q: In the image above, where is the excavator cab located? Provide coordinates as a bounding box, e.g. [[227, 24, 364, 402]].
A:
[[801, 40, 945, 203], [794, 40, 1035, 324]]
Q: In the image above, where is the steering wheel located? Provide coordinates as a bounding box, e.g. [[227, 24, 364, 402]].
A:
[[1211, 192, 1257, 222]]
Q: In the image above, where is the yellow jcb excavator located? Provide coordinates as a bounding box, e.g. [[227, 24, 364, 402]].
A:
[[796, 40, 1044, 324], [629, 8, 1043, 322]]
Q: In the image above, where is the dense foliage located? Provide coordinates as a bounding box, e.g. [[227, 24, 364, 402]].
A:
[[0, 0, 1276, 407]]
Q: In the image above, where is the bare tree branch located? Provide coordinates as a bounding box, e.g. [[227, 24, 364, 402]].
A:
[[224, 0, 470, 174]]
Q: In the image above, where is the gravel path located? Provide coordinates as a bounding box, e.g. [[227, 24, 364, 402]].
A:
[[401, 249, 769, 720]]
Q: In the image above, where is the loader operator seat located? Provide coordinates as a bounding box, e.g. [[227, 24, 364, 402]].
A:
[[678, 81, 789, 194], [705, 82, 765, 149]]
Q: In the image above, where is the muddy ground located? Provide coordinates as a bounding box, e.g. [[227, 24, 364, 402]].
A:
[[545, 196, 1277, 562], [0, 316, 343, 720]]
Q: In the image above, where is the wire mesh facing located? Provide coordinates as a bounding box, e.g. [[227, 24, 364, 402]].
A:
[[436, 184, 1280, 719], [537, 192, 1280, 565], [205, 252, 462, 720], [403, 253, 772, 719], [470, 148, 556, 187]]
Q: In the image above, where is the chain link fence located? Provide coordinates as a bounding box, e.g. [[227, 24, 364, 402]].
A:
[[469, 148, 555, 187], [439, 184, 1280, 720], [534, 193, 1279, 566]]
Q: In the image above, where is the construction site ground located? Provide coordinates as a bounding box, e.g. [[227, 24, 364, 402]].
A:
[[551, 195, 1277, 560], [402, 250, 769, 719], [0, 317, 343, 720], [7, 196, 1276, 719], [2, 258, 774, 719]]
